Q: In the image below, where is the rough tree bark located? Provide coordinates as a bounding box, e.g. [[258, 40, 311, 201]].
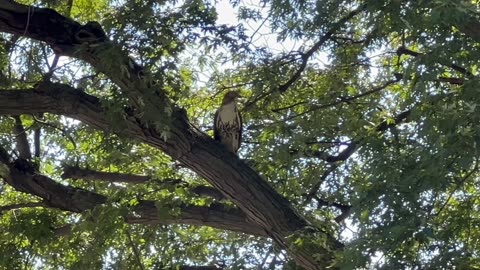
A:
[[0, 0, 341, 268], [61, 165, 226, 200]]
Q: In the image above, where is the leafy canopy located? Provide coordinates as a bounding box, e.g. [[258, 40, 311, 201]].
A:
[[1, 0, 480, 269]]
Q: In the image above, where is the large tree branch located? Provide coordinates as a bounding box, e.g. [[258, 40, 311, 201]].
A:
[[0, 147, 267, 236], [12, 115, 31, 159], [61, 165, 225, 200], [0, 2, 340, 267], [61, 165, 162, 184], [0, 202, 46, 212], [0, 84, 137, 134], [127, 201, 266, 236]]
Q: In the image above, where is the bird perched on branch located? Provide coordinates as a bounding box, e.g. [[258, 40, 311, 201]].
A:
[[214, 91, 242, 154]]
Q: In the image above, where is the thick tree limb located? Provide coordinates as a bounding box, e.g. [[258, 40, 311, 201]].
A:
[[0, 202, 45, 212], [61, 165, 156, 184], [62, 165, 225, 200], [0, 2, 340, 267], [127, 201, 267, 237], [12, 115, 31, 159], [0, 146, 267, 236], [437, 76, 464, 85], [0, 84, 135, 134]]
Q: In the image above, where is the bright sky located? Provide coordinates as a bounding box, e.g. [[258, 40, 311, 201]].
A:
[[215, 0, 237, 25], [215, 0, 302, 53]]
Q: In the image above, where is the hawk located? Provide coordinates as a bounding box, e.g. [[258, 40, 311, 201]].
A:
[[214, 91, 242, 154]]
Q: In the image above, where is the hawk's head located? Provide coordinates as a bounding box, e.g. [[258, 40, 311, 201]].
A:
[[222, 91, 241, 105]]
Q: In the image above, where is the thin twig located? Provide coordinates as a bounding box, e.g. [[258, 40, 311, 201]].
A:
[[397, 46, 472, 76], [33, 116, 77, 149], [66, 0, 74, 17], [277, 4, 368, 93], [434, 160, 479, 216], [288, 78, 400, 121], [243, 4, 367, 111], [125, 228, 145, 270], [303, 165, 338, 205]]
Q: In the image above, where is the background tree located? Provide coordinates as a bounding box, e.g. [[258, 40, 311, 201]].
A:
[[0, 0, 479, 269]]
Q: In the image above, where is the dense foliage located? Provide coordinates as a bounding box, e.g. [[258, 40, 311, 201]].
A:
[[0, 0, 479, 269]]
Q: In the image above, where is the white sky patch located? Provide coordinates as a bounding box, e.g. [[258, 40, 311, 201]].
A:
[[215, 0, 237, 25], [214, 0, 330, 70]]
